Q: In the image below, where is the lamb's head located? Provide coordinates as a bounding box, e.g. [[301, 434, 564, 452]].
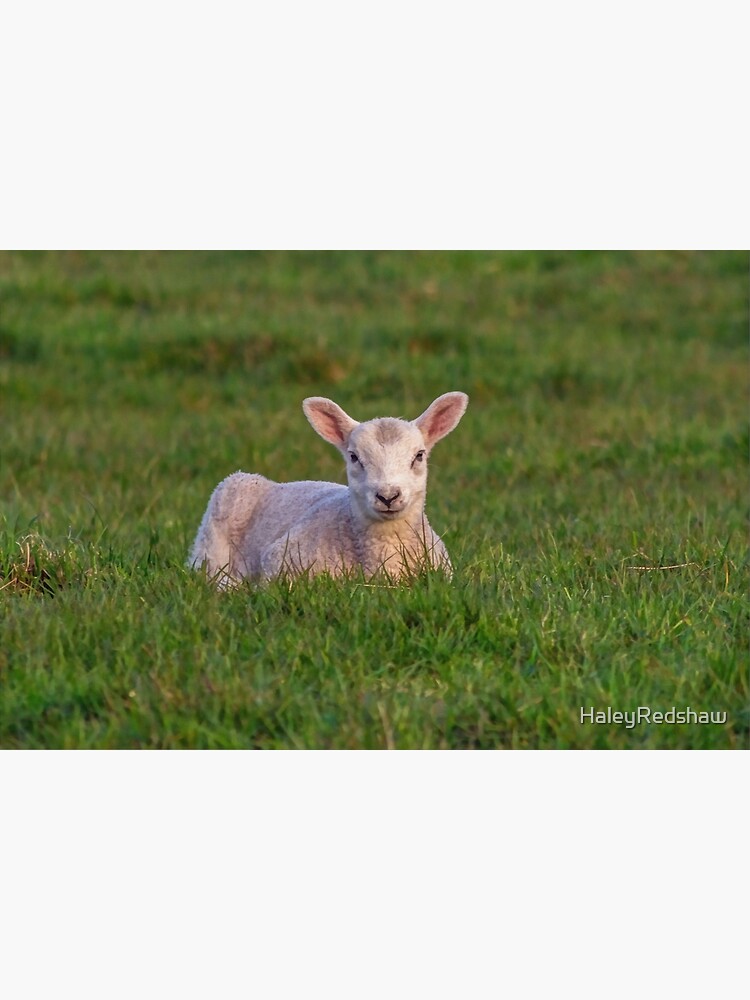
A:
[[302, 392, 468, 524]]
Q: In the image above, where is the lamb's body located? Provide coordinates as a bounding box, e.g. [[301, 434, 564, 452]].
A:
[[191, 473, 450, 582], [190, 392, 468, 585]]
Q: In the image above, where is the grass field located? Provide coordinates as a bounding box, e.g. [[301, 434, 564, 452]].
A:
[[0, 250, 747, 748]]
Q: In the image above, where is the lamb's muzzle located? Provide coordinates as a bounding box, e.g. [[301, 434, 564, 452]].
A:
[[374, 489, 404, 513], [375, 491, 400, 507], [189, 390, 469, 585]]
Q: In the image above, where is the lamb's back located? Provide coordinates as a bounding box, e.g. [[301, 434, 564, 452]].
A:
[[240, 479, 349, 576]]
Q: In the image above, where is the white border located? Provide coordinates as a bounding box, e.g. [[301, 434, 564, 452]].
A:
[[1, 2, 746, 248], [2, 752, 747, 998]]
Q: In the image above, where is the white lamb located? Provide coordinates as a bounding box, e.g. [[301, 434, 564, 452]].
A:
[[189, 390, 469, 585]]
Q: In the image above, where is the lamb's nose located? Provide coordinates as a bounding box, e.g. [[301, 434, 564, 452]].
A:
[[376, 490, 401, 508]]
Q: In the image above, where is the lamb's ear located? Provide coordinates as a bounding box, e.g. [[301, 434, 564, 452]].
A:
[[303, 397, 359, 451], [413, 391, 469, 449]]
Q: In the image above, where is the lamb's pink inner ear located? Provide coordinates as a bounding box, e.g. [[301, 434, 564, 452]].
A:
[[303, 398, 358, 449], [414, 392, 468, 449], [313, 410, 349, 447]]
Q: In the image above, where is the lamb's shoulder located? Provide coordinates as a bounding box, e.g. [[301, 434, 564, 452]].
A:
[[259, 489, 357, 579]]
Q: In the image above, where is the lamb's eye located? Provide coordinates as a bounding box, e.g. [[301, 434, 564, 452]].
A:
[[412, 450, 425, 466], [349, 452, 360, 464]]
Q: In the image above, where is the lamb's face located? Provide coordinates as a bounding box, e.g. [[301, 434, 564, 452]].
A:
[[345, 418, 428, 522], [302, 391, 468, 525]]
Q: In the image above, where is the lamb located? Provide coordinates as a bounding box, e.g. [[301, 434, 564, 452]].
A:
[[189, 390, 469, 585]]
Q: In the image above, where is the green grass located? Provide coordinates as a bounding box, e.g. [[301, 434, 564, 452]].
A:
[[1, 250, 747, 748]]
